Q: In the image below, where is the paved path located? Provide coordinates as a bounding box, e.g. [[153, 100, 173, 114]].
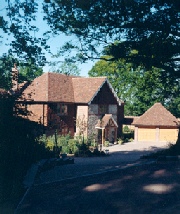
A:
[[15, 141, 177, 214], [17, 161, 180, 214], [35, 141, 170, 185]]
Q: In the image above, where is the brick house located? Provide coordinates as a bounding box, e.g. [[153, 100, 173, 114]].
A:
[[16, 72, 124, 143], [132, 103, 179, 143]]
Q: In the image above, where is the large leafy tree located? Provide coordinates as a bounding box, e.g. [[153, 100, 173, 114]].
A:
[[42, 0, 179, 76], [49, 61, 80, 76], [89, 57, 180, 117], [1, 1, 179, 74], [1, 0, 179, 144], [0, 0, 48, 66], [88, 56, 138, 115], [0, 54, 43, 90]]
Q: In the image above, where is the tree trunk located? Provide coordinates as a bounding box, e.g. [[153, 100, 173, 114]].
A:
[[176, 127, 180, 146]]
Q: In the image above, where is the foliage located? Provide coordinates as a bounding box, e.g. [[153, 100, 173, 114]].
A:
[[75, 115, 88, 136], [49, 61, 80, 76], [0, 93, 52, 211], [0, 54, 43, 90], [0, 54, 18, 90], [89, 56, 180, 117], [41, 0, 179, 75], [18, 62, 43, 82], [123, 125, 131, 133], [1, 1, 179, 75], [104, 141, 110, 147], [37, 133, 108, 157], [0, 1, 47, 66], [38, 134, 79, 155]]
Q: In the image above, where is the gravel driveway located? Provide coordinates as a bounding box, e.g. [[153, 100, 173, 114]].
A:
[[35, 141, 170, 185]]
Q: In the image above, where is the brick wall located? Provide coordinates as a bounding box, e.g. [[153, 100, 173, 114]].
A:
[[26, 104, 48, 126]]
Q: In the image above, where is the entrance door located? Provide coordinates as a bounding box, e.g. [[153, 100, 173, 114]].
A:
[[108, 127, 115, 143]]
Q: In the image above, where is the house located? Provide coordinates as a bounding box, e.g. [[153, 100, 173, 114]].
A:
[[132, 103, 179, 143], [15, 71, 124, 143]]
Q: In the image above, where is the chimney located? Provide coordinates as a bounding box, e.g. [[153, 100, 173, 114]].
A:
[[12, 63, 18, 90]]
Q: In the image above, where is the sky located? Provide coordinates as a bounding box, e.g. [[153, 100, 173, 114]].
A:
[[0, 0, 97, 77]]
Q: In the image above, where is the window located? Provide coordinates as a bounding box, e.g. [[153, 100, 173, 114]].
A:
[[49, 103, 68, 115], [57, 104, 67, 115], [99, 105, 108, 114]]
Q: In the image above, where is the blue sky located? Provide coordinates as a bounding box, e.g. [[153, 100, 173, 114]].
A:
[[0, 0, 97, 77]]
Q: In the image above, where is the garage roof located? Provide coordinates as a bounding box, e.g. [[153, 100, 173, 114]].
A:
[[132, 103, 179, 127]]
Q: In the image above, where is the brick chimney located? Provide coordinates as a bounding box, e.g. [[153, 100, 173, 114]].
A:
[[12, 63, 18, 90]]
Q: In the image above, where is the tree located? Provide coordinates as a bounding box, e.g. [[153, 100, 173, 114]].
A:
[[89, 56, 180, 117], [0, 0, 48, 66], [0, 54, 17, 90], [88, 56, 138, 115], [18, 62, 43, 82], [42, 0, 179, 76], [1, 1, 180, 143], [1, 1, 179, 74], [0, 91, 51, 210], [49, 61, 80, 76], [0, 54, 43, 90]]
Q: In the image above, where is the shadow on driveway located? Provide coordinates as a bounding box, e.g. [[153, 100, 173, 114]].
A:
[[16, 159, 180, 214]]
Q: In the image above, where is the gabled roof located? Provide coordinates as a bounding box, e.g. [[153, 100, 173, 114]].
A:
[[18, 72, 122, 105], [72, 76, 107, 104], [132, 103, 179, 127], [95, 114, 118, 129]]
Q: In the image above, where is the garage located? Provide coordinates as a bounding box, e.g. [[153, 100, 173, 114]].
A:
[[159, 128, 178, 143], [138, 127, 156, 142], [132, 103, 179, 143]]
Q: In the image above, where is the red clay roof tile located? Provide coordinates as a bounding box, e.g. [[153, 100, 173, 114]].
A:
[[18, 73, 122, 105], [132, 103, 179, 127]]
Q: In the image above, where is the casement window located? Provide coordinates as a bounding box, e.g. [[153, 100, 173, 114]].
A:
[[99, 104, 108, 114], [57, 104, 67, 115], [49, 103, 68, 115]]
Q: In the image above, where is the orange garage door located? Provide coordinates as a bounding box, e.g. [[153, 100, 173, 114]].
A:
[[159, 129, 178, 143], [138, 128, 156, 142]]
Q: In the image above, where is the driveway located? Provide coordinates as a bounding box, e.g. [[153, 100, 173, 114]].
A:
[[35, 141, 170, 185], [17, 161, 180, 214], [15, 141, 180, 214]]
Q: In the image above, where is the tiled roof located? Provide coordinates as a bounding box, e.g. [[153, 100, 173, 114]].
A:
[[95, 114, 118, 128], [72, 77, 106, 103], [132, 103, 179, 127], [124, 116, 140, 125], [18, 73, 74, 102], [48, 73, 74, 102], [18, 73, 121, 104]]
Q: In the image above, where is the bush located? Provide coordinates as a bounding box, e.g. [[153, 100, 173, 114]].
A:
[[104, 141, 110, 147], [38, 134, 81, 155], [0, 94, 52, 212], [123, 125, 131, 133]]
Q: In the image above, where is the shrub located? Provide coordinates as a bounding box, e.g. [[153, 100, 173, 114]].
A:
[[104, 141, 110, 147], [0, 94, 52, 212], [123, 125, 131, 133], [117, 138, 123, 145]]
